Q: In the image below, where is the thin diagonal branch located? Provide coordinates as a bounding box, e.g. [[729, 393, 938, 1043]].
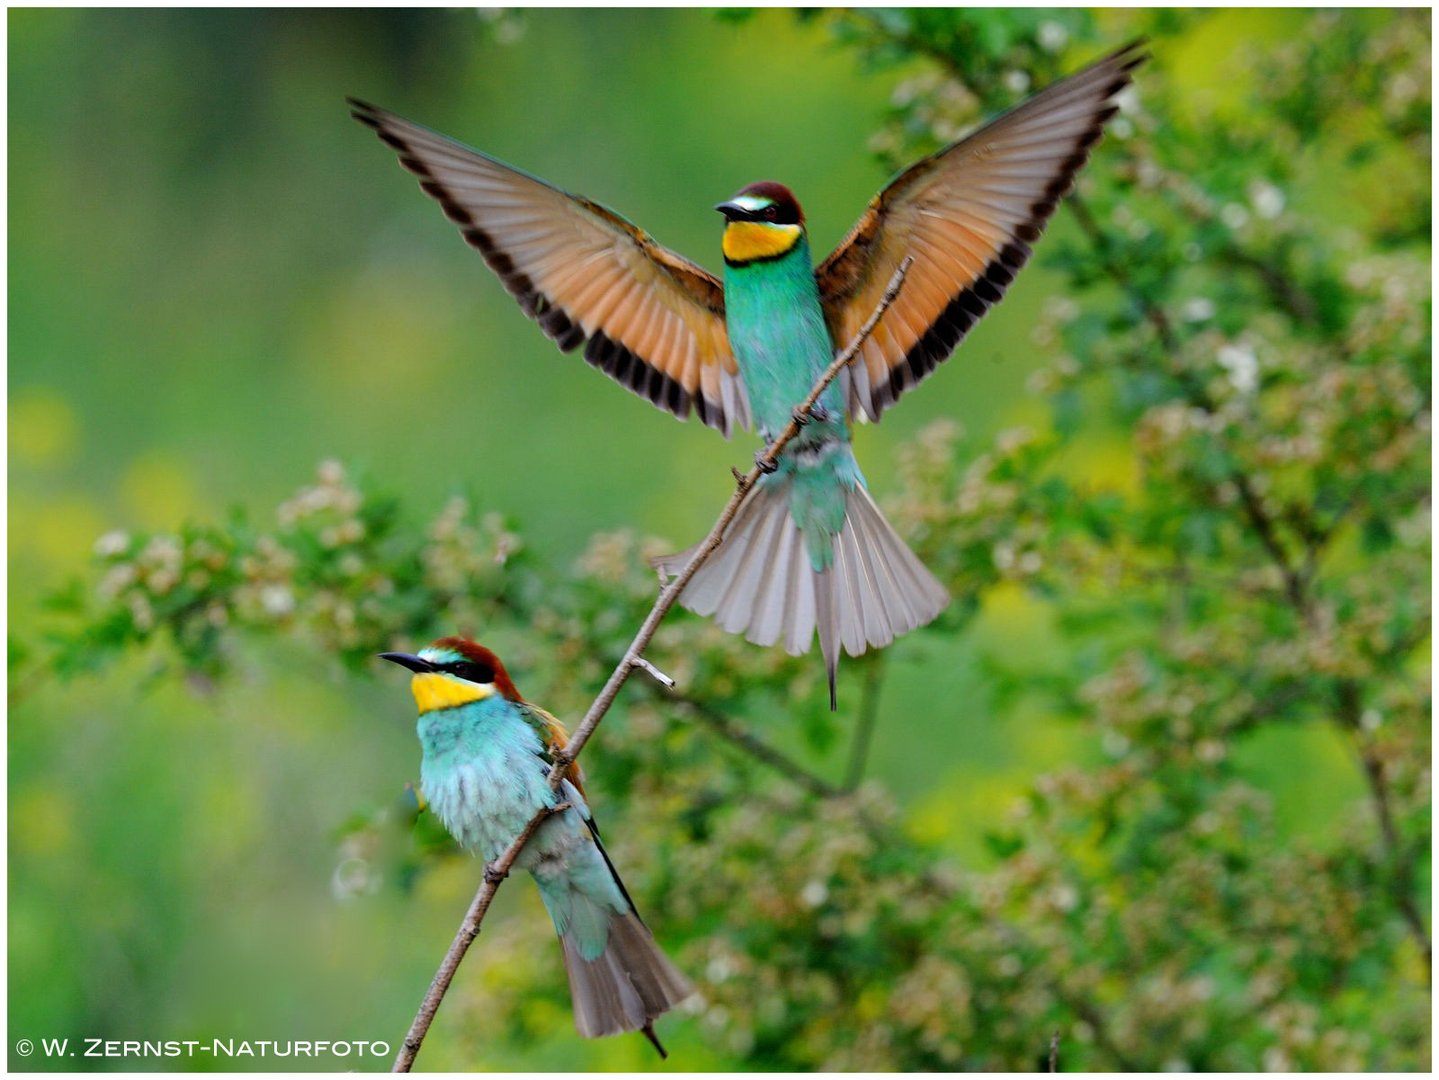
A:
[[1067, 193, 1310, 613], [670, 692, 843, 799], [1214, 244, 1320, 328], [391, 803, 566, 1071], [1081, 169, 1426, 966], [1335, 680, 1432, 974], [670, 689, 961, 885], [392, 257, 914, 1071], [1066, 192, 1180, 354], [1082, 168, 1427, 970], [669, 652, 890, 800]]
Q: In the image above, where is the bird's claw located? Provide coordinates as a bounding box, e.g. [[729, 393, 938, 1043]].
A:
[[754, 450, 779, 475], [800, 402, 834, 425], [483, 861, 508, 885]]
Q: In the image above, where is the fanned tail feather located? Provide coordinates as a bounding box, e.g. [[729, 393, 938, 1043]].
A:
[[560, 907, 693, 1048], [654, 481, 948, 705]]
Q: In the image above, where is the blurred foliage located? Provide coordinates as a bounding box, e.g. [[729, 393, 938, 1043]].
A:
[[11, 7, 1431, 1072]]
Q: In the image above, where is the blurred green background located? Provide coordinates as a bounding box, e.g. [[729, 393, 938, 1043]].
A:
[[9, 7, 1426, 1072]]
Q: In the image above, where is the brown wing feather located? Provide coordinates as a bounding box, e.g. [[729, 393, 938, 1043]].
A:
[[517, 702, 586, 798], [350, 100, 751, 436], [817, 41, 1147, 422]]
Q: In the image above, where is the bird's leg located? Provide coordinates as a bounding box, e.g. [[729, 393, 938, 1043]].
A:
[[754, 449, 779, 474], [482, 861, 508, 885]]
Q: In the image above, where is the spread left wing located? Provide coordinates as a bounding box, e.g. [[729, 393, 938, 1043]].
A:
[[816, 41, 1146, 422], [351, 101, 751, 435]]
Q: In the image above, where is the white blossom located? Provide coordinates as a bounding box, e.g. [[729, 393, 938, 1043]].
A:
[[94, 530, 130, 557], [1181, 297, 1216, 322], [1217, 343, 1259, 394], [1037, 20, 1068, 52], [1249, 179, 1286, 219]]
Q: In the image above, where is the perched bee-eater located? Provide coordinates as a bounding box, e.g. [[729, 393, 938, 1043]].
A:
[[353, 42, 1144, 706], [380, 637, 692, 1056]]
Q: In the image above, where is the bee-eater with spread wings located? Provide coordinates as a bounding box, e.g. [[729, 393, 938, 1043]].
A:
[[353, 42, 1144, 707]]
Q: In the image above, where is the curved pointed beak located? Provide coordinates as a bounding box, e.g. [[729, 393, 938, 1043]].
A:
[[378, 652, 435, 675], [714, 198, 746, 219]]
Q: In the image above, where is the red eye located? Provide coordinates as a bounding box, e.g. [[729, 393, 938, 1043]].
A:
[[763, 205, 778, 221]]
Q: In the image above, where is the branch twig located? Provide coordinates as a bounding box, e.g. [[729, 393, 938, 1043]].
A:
[[1068, 193, 1311, 613], [391, 257, 914, 1071], [391, 803, 566, 1071], [1073, 186, 1436, 971], [843, 651, 888, 792], [632, 654, 676, 689], [670, 692, 843, 799], [1335, 680, 1432, 974]]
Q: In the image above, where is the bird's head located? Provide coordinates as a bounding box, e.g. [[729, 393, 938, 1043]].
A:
[[379, 636, 522, 714], [715, 181, 805, 265]]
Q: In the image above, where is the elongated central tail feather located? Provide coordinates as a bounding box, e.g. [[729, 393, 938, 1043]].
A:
[[655, 480, 948, 705]]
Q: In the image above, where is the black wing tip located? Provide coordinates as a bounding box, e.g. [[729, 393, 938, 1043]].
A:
[[1068, 39, 1146, 93], [583, 331, 713, 426], [852, 38, 1149, 424], [347, 97, 384, 127], [1079, 40, 1148, 101], [884, 236, 1030, 410], [1109, 36, 1151, 67]]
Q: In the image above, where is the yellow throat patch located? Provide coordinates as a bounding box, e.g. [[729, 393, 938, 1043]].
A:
[[410, 672, 493, 713], [723, 220, 802, 264]]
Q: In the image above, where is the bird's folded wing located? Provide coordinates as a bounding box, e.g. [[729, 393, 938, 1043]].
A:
[[350, 101, 751, 436], [816, 41, 1146, 423], [517, 701, 587, 798]]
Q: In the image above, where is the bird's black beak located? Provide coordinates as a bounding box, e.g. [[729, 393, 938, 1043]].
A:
[[714, 198, 746, 220], [379, 652, 435, 674]]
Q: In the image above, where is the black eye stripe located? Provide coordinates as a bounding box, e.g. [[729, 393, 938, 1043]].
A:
[[736, 203, 797, 225], [444, 660, 495, 684]]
